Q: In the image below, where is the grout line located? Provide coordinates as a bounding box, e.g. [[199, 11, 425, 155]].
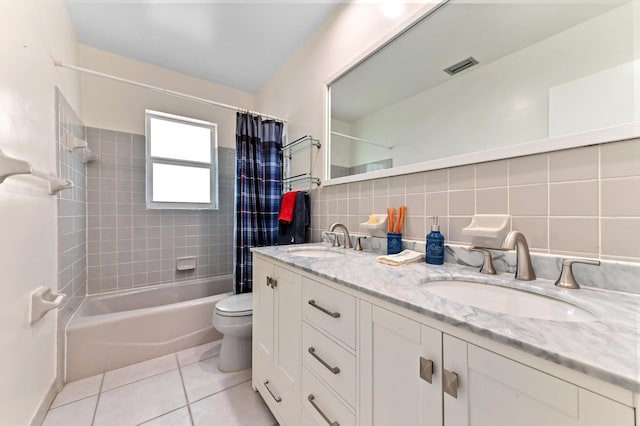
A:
[[175, 353, 195, 426], [186, 378, 253, 406], [90, 373, 105, 426]]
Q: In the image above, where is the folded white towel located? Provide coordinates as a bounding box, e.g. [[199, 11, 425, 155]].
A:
[[376, 249, 424, 266]]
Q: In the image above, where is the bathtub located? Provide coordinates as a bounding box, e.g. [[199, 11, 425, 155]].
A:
[[66, 276, 232, 381]]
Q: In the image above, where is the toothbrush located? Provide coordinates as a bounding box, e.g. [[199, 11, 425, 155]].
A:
[[388, 208, 396, 233], [396, 206, 406, 233]]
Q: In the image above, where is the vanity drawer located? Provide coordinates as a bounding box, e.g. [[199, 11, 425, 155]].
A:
[[302, 277, 356, 348], [303, 366, 355, 426], [302, 321, 356, 407]]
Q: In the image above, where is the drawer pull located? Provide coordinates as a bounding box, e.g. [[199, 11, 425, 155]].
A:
[[419, 357, 434, 384], [308, 394, 339, 426], [443, 369, 459, 399], [263, 380, 282, 403], [308, 347, 341, 374], [308, 299, 341, 318]]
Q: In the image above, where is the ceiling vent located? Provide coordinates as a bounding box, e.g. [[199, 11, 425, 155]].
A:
[[444, 57, 479, 76]]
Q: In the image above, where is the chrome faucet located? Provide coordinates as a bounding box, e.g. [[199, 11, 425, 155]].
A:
[[501, 231, 536, 281], [329, 223, 353, 249]]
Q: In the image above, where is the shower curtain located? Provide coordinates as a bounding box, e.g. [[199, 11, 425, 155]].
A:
[[234, 112, 283, 294]]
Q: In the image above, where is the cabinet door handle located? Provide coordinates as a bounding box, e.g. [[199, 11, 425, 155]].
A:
[[308, 394, 340, 426], [308, 299, 341, 318], [443, 369, 459, 398], [419, 357, 434, 384], [309, 347, 341, 374], [266, 276, 277, 288], [263, 380, 282, 403]]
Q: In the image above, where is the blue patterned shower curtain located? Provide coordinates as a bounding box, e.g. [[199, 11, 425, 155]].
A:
[[235, 112, 283, 294]]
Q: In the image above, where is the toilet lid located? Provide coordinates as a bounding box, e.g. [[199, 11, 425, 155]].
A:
[[215, 293, 253, 317]]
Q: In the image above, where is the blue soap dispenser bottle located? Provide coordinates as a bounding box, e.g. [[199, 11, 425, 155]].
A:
[[426, 216, 445, 265]]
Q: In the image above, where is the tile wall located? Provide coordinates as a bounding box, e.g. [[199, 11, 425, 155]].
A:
[[85, 128, 235, 294], [56, 88, 88, 385], [311, 139, 640, 263]]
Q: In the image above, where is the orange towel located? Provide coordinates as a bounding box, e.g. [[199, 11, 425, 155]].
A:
[[278, 191, 298, 223]]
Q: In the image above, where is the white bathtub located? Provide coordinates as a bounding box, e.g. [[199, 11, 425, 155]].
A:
[[66, 276, 232, 381]]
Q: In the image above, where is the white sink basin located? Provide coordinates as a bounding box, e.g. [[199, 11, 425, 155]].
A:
[[422, 280, 596, 322], [287, 246, 343, 258]]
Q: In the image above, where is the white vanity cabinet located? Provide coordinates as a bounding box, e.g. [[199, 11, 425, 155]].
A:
[[252, 254, 636, 426], [359, 302, 635, 426], [252, 257, 302, 426]]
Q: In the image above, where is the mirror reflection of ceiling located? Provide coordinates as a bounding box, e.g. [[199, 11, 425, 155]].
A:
[[331, 1, 626, 123]]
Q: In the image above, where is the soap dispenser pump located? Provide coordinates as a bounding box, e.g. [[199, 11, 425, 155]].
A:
[[426, 216, 445, 265]]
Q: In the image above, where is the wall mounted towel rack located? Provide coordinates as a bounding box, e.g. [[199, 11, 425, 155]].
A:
[[0, 149, 74, 195], [281, 135, 321, 191], [66, 134, 98, 163]]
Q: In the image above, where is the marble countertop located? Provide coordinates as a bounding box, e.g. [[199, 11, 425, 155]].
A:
[[252, 243, 640, 393]]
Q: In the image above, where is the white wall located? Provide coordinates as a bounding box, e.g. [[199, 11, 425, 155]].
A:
[[256, 2, 432, 180], [79, 45, 256, 148], [350, 2, 636, 168], [0, 0, 81, 424]]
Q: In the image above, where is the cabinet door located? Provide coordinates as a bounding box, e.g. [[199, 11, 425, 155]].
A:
[[274, 265, 302, 396], [253, 257, 275, 367], [453, 339, 580, 426], [365, 305, 443, 426]]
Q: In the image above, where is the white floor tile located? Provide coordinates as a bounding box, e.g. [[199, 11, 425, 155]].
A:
[[190, 382, 276, 426], [176, 340, 221, 366], [43, 395, 98, 426], [138, 407, 192, 426], [180, 355, 252, 403], [102, 353, 178, 391], [51, 374, 103, 408], [94, 369, 187, 426]]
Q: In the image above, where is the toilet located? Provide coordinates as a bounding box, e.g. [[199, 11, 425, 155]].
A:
[[211, 292, 253, 372]]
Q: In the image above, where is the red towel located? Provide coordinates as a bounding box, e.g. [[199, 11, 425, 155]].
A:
[[279, 191, 298, 223]]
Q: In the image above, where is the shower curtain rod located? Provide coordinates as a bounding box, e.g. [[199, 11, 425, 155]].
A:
[[53, 60, 287, 123]]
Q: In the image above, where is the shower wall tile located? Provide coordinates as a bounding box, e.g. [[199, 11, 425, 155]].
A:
[[56, 88, 87, 389], [86, 127, 235, 294], [310, 138, 640, 265]]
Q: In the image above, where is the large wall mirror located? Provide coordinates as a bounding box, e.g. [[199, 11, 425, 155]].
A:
[[328, 0, 639, 181]]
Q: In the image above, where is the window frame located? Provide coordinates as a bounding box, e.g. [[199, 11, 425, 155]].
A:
[[145, 109, 219, 210]]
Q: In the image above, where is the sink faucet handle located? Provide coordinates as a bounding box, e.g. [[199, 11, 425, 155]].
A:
[[469, 247, 496, 275], [555, 258, 601, 289], [329, 232, 341, 247]]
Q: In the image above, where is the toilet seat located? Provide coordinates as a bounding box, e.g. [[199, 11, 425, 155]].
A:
[[214, 293, 252, 317]]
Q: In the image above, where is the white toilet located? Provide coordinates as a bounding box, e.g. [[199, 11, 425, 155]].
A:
[[211, 292, 253, 372]]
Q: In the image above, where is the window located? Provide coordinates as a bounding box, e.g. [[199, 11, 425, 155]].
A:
[[145, 110, 218, 209]]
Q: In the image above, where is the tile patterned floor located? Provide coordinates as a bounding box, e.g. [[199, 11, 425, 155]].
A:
[[43, 341, 277, 426]]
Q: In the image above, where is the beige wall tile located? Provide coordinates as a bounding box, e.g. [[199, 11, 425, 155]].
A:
[[449, 165, 474, 190], [449, 190, 475, 216], [360, 180, 373, 198], [336, 184, 349, 199], [373, 196, 388, 214], [511, 217, 548, 251], [405, 193, 425, 216], [389, 194, 405, 209], [373, 178, 389, 196], [406, 172, 425, 194], [476, 188, 508, 214], [509, 153, 548, 185], [426, 192, 448, 217], [448, 216, 472, 244], [601, 138, 640, 179], [476, 160, 508, 188], [601, 218, 640, 258], [549, 218, 598, 254], [389, 176, 405, 195], [509, 184, 547, 216], [601, 177, 640, 216], [549, 181, 598, 216], [549, 146, 598, 182], [358, 197, 372, 216], [404, 215, 426, 240], [425, 169, 448, 192]]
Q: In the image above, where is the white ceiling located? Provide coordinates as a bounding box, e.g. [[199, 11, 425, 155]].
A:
[[65, 0, 341, 93], [331, 0, 626, 123]]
